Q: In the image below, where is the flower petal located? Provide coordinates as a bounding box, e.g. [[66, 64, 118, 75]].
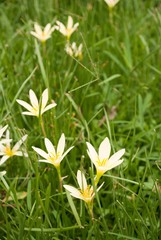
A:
[[61, 146, 74, 161], [16, 99, 33, 112], [32, 146, 48, 159], [105, 159, 124, 171], [41, 89, 49, 111], [29, 89, 39, 109], [44, 138, 56, 156], [12, 135, 28, 152], [63, 185, 82, 200], [86, 142, 98, 166], [108, 149, 125, 164], [34, 23, 42, 35], [77, 170, 87, 191], [0, 155, 10, 166], [44, 23, 51, 34], [57, 133, 65, 156], [42, 102, 57, 114], [98, 137, 111, 160], [0, 125, 8, 138], [67, 16, 73, 29]]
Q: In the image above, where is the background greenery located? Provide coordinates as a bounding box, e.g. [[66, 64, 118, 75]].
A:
[[0, 0, 161, 239]]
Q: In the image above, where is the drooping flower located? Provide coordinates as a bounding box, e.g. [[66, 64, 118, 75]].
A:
[[0, 130, 28, 166], [16, 89, 56, 117], [32, 133, 74, 169], [104, 0, 120, 8], [30, 23, 58, 42], [86, 137, 125, 183], [56, 16, 79, 40], [64, 170, 103, 204], [65, 42, 83, 60]]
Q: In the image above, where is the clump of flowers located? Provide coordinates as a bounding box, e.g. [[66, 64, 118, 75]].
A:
[[65, 42, 83, 60], [0, 130, 28, 166], [86, 137, 125, 185], [32, 133, 74, 190], [16, 89, 56, 117], [30, 23, 58, 42], [56, 16, 79, 41]]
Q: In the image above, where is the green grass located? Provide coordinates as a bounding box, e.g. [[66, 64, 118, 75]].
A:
[[0, 0, 161, 239]]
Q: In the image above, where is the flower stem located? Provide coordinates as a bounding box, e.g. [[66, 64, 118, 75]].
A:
[[39, 116, 46, 138], [87, 201, 94, 223], [56, 165, 63, 193]]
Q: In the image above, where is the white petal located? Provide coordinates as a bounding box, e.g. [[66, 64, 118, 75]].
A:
[[39, 159, 53, 165], [105, 159, 124, 171], [61, 146, 74, 161], [30, 31, 42, 40], [44, 138, 56, 156], [108, 149, 125, 164], [77, 170, 87, 191], [57, 133, 65, 156], [63, 185, 82, 200], [41, 89, 48, 110], [56, 21, 67, 36], [98, 137, 111, 160], [16, 99, 33, 112], [34, 23, 42, 35], [12, 135, 28, 152], [32, 146, 48, 159], [0, 171, 6, 177], [0, 155, 10, 166], [0, 125, 8, 138], [67, 16, 73, 29], [42, 102, 57, 114], [86, 142, 98, 166], [29, 89, 39, 109], [21, 111, 37, 116], [44, 23, 51, 34]]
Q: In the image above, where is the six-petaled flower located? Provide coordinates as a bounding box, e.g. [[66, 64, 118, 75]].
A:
[[16, 89, 56, 117]]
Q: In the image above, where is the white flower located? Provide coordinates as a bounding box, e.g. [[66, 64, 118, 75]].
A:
[[0, 130, 28, 166], [30, 23, 58, 42], [104, 0, 120, 8], [86, 137, 125, 177], [56, 16, 79, 40], [64, 170, 103, 203], [0, 171, 6, 177], [65, 42, 83, 60], [16, 89, 56, 117], [32, 133, 74, 168]]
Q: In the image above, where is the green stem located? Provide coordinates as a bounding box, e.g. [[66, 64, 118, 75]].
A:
[[87, 201, 94, 223], [39, 115, 46, 138], [56, 165, 62, 193]]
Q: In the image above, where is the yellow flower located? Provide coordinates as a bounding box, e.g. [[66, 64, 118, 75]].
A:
[[30, 23, 58, 42], [0, 130, 28, 166], [56, 16, 79, 40], [32, 133, 74, 169], [104, 0, 120, 8], [16, 89, 56, 117], [65, 42, 83, 60], [86, 137, 125, 182], [64, 170, 103, 204]]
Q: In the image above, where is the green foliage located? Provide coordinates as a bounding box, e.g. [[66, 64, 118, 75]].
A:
[[0, 0, 161, 239]]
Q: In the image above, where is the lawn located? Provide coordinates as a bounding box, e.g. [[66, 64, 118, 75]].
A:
[[0, 0, 161, 239]]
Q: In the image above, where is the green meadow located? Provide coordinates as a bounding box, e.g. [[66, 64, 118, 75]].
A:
[[0, 0, 161, 239]]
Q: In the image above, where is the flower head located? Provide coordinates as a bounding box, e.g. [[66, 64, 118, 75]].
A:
[[86, 137, 125, 180], [64, 170, 103, 204], [65, 42, 83, 60], [32, 133, 74, 169], [0, 130, 28, 166], [16, 89, 56, 117], [104, 0, 120, 8], [30, 23, 58, 42], [56, 16, 79, 40]]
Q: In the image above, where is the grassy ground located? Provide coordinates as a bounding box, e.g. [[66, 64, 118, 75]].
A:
[[0, 0, 161, 239]]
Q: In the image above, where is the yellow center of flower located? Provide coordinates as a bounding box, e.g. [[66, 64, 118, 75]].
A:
[[48, 152, 61, 167], [81, 186, 93, 203], [4, 147, 14, 157], [96, 158, 107, 167]]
